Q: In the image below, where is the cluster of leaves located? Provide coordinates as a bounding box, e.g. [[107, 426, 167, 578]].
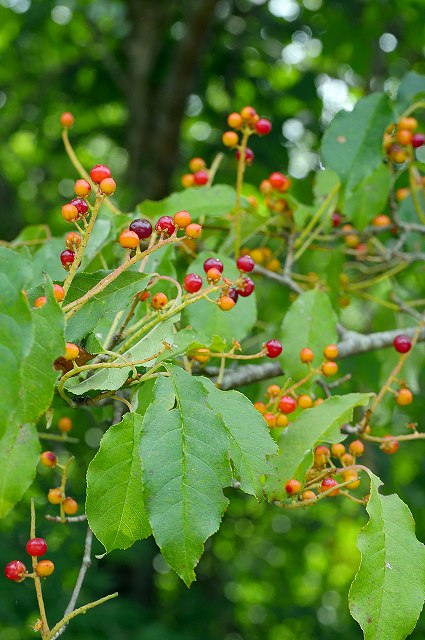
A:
[[2, 71, 425, 640]]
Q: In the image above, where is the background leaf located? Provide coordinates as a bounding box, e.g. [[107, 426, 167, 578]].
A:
[[86, 412, 151, 552], [349, 471, 425, 640], [138, 185, 237, 221], [344, 164, 391, 230]]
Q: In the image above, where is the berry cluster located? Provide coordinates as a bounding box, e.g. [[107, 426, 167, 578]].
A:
[[260, 171, 292, 214], [384, 116, 425, 165], [240, 245, 281, 272], [181, 158, 210, 189], [5, 537, 54, 583], [40, 452, 79, 516], [254, 344, 339, 428], [34, 284, 65, 309], [119, 210, 202, 250], [222, 106, 272, 165]]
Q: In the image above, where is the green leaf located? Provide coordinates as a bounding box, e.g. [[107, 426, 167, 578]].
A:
[[321, 93, 392, 194], [31, 238, 66, 285], [344, 164, 391, 230], [202, 379, 278, 497], [185, 252, 257, 344], [0, 423, 40, 518], [263, 393, 371, 501], [65, 270, 150, 342], [349, 471, 425, 640], [280, 289, 337, 381], [67, 315, 178, 395], [0, 249, 65, 437], [140, 365, 232, 586], [138, 185, 236, 221], [86, 412, 151, 552], [313, 169, 341, 200], [395, 71, 425, 115]]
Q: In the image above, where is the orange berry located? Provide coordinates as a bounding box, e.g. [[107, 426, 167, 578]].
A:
[[47, 488, 63, 504], [380, 435, 399, 455], [185, 223, 202, 239], [391, 146, 407, 163], [58, 416, 72, 433], [344, 233, 360, 248], [396, 388, 413, 406], [119, 230, 140, 249], [275, 413, 289, 428], [300, 347, 314, 363], [372, 214, 391, 227], [395, 187, 410, 202], [249, 248, 264, 264], [34, 296, 47, 309], [323, 344, 338, 360], [60, 112, 74, 128], [222, 131, 239, 147], [151, 292, 168, 310], [266, 384, 281, 398], [240, 105, 257, 122], [259, 179, 273, 195], [138, 290, 151, 302], [264, 412, 276, 428], [206, 267, 221, 282], [64, 342, 79, 360], [174, 210, 191, 228], [99, 177, 116, 195], [181, 173, 195, 188], [191, 348, 210, 364], [331, 443, 346, 458], [298, 394, 313, 409], [301, 490, 317, 501], [322, 361, 338, 377], [314, 445, 330, 468], [35, 560, 55, 577], [61, 203, 79, 222], [342, 470, 360, 490], [62, 497, 78, 515], [266, 258, 281, 272], [349, 439, 364, 456], [227, 112, 243, 129], [285, 479, 301, 495], [218, 295, 235, 311], [40, 451, 57, 468], [53, 284, 65, 302], [74, 179, 91, 197], [340, 453, 355, 466], [254, 401, 266, 414], [247, 195, 258, 209], [189, 157, 206, 173], [65, 231, 81, 250], [398, 116, 418, 131], [396, 128, 413, 145]]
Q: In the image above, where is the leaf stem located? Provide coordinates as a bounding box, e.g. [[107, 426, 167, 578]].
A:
[[234, 130, 250, 257]]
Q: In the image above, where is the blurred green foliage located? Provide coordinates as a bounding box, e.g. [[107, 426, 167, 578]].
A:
[[1, 0, 425, 638]]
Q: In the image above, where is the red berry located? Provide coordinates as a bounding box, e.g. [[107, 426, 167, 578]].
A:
[[265, 339, 282, 358], [5, 560, 27, 582], [235, 147, 254, 165], [278, 395, 297, 414], [26, 538, 48, 557], [412, 133, 425, 148], [236, 255, 255, 273], [69, 198, 88, 216], [332, 212, 342, 227], [320, 477, 339, 496], [74, 179, 91, 197], [227, 288, 239, 303], [203, 257, 224, 274], [285, 479, 301, 495], [393, 334, 412, 354], [155, 216, 176, 237], [255, 118, 272, 135], [60, 112, 74, 128], [184, 273, 203, 293], [90, 164, 111, 184], [193, 170, 209, 186], [269, 172, 290, 191], [129, 218, 153, 240], [60, 249, 75, 268], [236, 277, 255, 297]]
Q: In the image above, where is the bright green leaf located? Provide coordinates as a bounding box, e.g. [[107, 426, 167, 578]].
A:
[[86, 412, 151, 552], [344, 164, 391, 230], [138, 185, 237, 221]]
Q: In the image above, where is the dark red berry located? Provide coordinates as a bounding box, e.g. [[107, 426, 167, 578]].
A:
[[393, 334, 412, 354], [332, 212, 342, 227], [236, 277, 255, 297], [412, 133, 425, 148], [278, 395, 297, 414], [203, 257, 224, 274], [193, 170, 209, 186], [129, 218, 153, 240], [184, 273, 203, 293], [265, 339, 282, 358], [227, 288, 239, 303], [155, 216, 176, 237], [60, 249, 75, 267], [235, 147, 254, 165], [5, 561, 27, 582], [320, 477, 339, 496], [90, 164, 111, 184], [69, 198, 88, 216], [26, 538, 48, 557], [255, 118, 272, 135], [236, 255, 255, 273]]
